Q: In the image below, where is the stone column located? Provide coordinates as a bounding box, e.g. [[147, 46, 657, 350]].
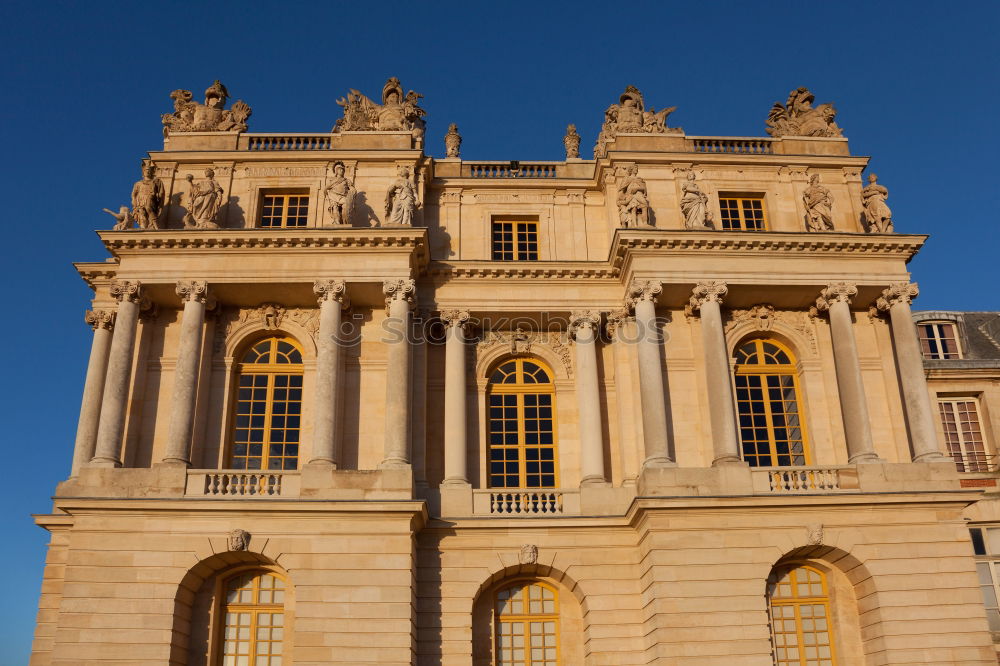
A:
[[815, 283, 879, 463], [628, 280, 673, 466], [876, 282, 948, 462], [441, 309, 470, 485], [163, 281, 214, 465], [70, 310, 115, 476], [689, 281, 742, 466], [381, 279, 416, 468], [570, 311, 607, 484], [90, 280, 144, 467], [310, 279, 349, 467]]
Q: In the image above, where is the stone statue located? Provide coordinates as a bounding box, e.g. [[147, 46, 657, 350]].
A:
[[444, 123, 461, 158], [323, 161, 356, 226], [680, 171, 712, 229], [593, 85, 682, 157], [228, 529, 250, 552], [616, 165, 651, 228], [130, 162, 165, 230], [332, 77, 427, 141], [861, 173, 893, 233], [384, 165, 418, 226], [766, 87, 842, 138], [564, 124, 581, 159], [802, 174, 834, 231], [161, 80, 251, 135], [184, 169, 225, 229], [103, 206, 133, 231]]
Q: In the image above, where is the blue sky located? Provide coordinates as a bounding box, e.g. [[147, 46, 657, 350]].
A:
[[1, 0, 998, 661]]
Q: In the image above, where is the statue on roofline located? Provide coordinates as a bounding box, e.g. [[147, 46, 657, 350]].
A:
[[766, 87, 842, 138], [332, 77, 426, 142], [161, 80, 251, 135], [861, 173, 893, 233], [593, 85, 682, 158]]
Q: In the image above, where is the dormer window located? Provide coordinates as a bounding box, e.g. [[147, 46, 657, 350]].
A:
[[917, 321, 962, 360]]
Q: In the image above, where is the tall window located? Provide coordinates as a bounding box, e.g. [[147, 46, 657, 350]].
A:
[[917, 321, 962, 359], [220, 570, 286, 666], [259, 193, 309, 228], [230, 337, 303, 470], [970, 527, 1000, 632], [492, 218, 539, 261], [939, 399, 990, 472], [734, 339, 809, 467], [719, 195, 767, 231], [487, 358, 557, 488], [495, 581, 559, 666], [767, 565, 837, 666]]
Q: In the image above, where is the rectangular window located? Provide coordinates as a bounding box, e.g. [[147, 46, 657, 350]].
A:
[[918, 322, 962, 359], [492, 218, 539, 261], [719, 196, 767, 231], [970, 527, 1000, 632], [939, 399, 990, 472], [259, 193, 309, 228]]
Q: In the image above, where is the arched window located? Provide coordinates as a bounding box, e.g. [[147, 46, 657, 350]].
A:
[[495, 580, 559, 666], [229, 337, 303, 470], [219, 570, 286, 666], [767, 565, 837, 666], [487, 358, 558, 488], [734, 339, 809, 467]]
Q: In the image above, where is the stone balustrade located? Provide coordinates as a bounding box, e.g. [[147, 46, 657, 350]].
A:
[[464, 162, 560, 178], [690, 136, 775, 154], [474, 489, 580, 515], [187, 470, 299, 497], [244, 134, 333, 151], [758, 466, 848, 493]]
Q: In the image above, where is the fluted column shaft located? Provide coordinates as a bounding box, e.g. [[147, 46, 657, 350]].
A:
[[310, 280, 348, 467], [442, 310, 470, 485], [629, 281, 672, 466], [690, 282, 742, 465], [381, 279, 415, 468], [877, 283, 947, 461], [571, 311, 606, 484], [163, 282, 212, 465], [70, 310, 115, 476], [91, 281, 143, 467], [816, 284, 878, 462]]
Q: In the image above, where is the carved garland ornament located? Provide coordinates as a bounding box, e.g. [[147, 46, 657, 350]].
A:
[[725, 305, 819, 355], [476, 329, 573, 378], [213, 304, 321, 353]]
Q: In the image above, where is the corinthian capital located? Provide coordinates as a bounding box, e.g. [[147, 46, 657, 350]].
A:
[[627, 279, 662, 309], [109, 279, 143, 304], [176, 280, 214, 306], [314, 279, 349, 306], [383, 278, 417, 308], [569, 310, 602, 339], [605, 308, 633, 338], [85, 309, 115, 330], [440, 309, 470, 329], [814, 282, 858, 311], [875, 281, 919, 311], [688, 280, 728, 312]]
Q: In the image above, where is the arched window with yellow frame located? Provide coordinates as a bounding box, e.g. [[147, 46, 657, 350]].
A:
[[218, 569, 287, 666], [495, 580, 560, 666], [487, 358, 558, 488], [734, 339, 810, 467], [229, 337, 303, 470], [767, 564, 837, 666]]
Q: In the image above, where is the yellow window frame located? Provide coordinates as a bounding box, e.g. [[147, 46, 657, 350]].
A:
[[494, 580, 560, 666], [216, 569, 287, 666], [492, 218, 540, 261], [768, 565, 838, 666], [718, 195, 768, 231], [259, 192, 310, 228], [734, 339, 811, 467], [486, 358, 559, 488]]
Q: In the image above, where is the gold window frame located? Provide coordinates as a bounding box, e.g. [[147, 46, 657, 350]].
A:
[[258, 191, 311, 229], [718, 193, 768, 231], [214, 568, 288, 666], [494, 579, 560, 666], [767, 564, 838, 666], [491, 217, 540, 261]]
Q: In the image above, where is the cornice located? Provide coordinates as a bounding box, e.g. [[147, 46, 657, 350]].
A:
[[428, 261, 617, 280]]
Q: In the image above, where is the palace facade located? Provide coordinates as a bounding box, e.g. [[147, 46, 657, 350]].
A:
[[30, 79, 1000, 665]]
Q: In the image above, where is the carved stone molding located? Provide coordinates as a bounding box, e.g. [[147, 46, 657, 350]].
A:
[[213, 304, 320, 353], [176, 280, 215, 307], [814, 282, 858, 312], [109, 280, 143, 304], [569, 311, 602, 339], [875, 281, 918, 312], [228, 529, 251, 552], [806, 524, 824, 546], [85, 309, 116, 331], [244, 166, 324, 178], [519, 543, 538, 565], [383, 279, 417, 308], [471, 192, 553, 204], [314, 279, 349, 307], [687, 280, 728, 313], [725, 305, 818, 355], [476, 329, 573, 378], [440, 309, 470, 329], [626, 279, 662, 309], [605, 307, 633, 338]]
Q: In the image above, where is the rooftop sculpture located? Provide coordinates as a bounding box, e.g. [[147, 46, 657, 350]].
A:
[[766, 87, 842, 138], [332, 77, 427, 140], [594, 85, 682, 157], [161, 80, 252, 135]]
